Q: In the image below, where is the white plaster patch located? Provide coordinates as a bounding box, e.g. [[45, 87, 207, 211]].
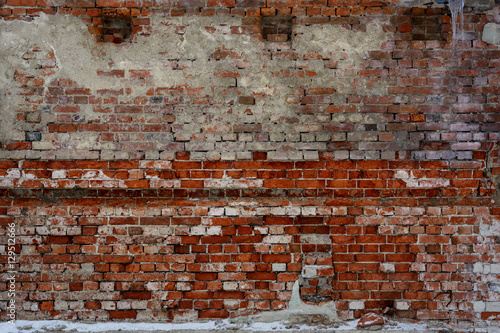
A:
[[190, 226, 206, 235], [491, 264, 500, 274], [52, 170, 66, 179], [474, 262, 484, 273], [149, 180, 181, 188], [272, 263, 287, 272], [482, 22, 500, 45], [270, 207, 286, 215], [208, 207, 225, 216], [486, 302, 500, 312], [474, 301, 486, 312], [302, 265, 330, 279], [0, 179, 14, 187], [101, 301, 116, 310], [301, 207, 317, 216], [349, 301, 365, 310], [394, 170, 419, 187], [419, 179, 450, 188], [395, 170, 450, 188], [5, 169, 21, 179], [395, 301, 410, 310], [254, 226, 268, 235], [21, 171, 36, 179], [224, 300, 240, 308], [262, 235, 292, 244], [225, 207, 239, 216], [229, 200, 260, 207], [380, 263, 395, 272], [204, 179, 263, 189], [23, 302, 39, 312], [300, 234, 330, 244], [202, 263, 225, 272], [206, 226, 222, 235]]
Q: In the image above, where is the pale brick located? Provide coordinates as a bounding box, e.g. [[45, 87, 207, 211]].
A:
[[349, 301, 365, 310]]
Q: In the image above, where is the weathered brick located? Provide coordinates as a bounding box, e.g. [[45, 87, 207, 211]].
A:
[[109, 310, 137, 319]]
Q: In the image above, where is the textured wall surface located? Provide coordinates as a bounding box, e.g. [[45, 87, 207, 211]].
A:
[[0, 0, 499, 330]]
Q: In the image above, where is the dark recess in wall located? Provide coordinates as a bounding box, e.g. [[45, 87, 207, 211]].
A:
[[411, 11, 444, 40], [100, 13, 133, 43], [261, 16, 293, 42]]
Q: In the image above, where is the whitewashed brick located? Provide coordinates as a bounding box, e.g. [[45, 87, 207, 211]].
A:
[[349, 301, 365, 310]]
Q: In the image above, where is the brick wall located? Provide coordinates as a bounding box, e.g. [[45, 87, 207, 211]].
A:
[[0, 0, 499, 329]]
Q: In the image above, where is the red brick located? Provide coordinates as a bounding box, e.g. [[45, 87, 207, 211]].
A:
[[86, 301, 101, 310], [247, 290, 276, 299], [46, 236, 73, 244], [199, 309, 229, 319], [43, 255, 71, 264], [73, 236, 96, 244], [201, 236, 232, 243], [140, 217, 170, 225], [122, 291, 151, 299], [109, 310, 137, 319], [122, 180, 149, 188], [40, 301, 54, 311], [263, 179, 293, 188], [109, 217, 138, 225], [115, 105, 143, 113], [69, 282, 84, 291], [262, 254, 291, 263], [171, 217, 201, 225], [109, 161, 139, 169], [294, 217, 323, 225], [247, 272, 276, 280], [238, 96, 255, 105], [214, 291, 245, 299], [97, 70, 125, 78], [7, 0, 36, 6], [195, 273, 217, 280], [264, 217, 293, 225]]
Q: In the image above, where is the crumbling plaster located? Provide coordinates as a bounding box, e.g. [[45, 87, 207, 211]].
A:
[[0, 13, 389, 157]]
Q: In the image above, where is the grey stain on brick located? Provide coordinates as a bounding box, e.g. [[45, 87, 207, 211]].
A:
[[149, 96, 164, 104], [26, 131, 42, 142]]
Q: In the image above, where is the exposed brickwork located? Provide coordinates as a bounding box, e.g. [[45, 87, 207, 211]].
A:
[[0, 158, 498, 325], [0, 0, 499, 330]]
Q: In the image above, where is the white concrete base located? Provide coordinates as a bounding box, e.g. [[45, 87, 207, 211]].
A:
[[482, 23, 500, 45], [230, 280, 339, 324]]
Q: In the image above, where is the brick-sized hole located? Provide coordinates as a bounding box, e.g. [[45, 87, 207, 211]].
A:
[[100, 14, 133, 44], [261, 16, 293, 42], [411, 13, 444, 41]]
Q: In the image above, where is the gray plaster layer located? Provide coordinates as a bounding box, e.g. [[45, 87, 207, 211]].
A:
[[0, 14, 98, 143], [395, 0, 495, 9], [0, 13, 389, 160], [293, 23, 387, 71], [393, 0, 447, 8], [465, 0, 496, 10]]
